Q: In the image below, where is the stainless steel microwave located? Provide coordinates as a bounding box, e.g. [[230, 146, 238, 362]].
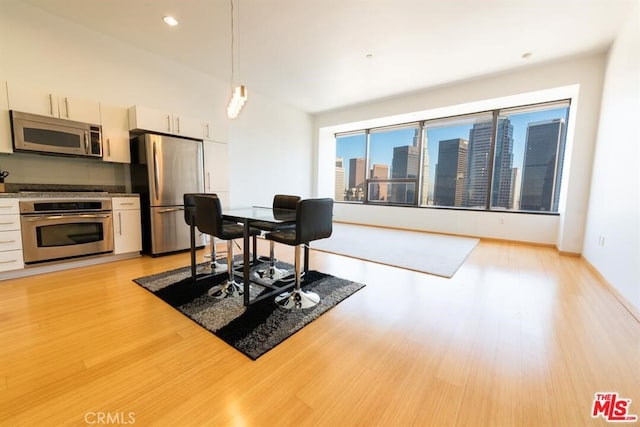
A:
[[10, 110, 103, 158]]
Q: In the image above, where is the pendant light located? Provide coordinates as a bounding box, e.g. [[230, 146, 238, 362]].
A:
[[227, 0, 247, 119]]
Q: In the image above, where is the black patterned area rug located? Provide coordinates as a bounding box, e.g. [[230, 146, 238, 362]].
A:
[[132, 260, 365, 360]]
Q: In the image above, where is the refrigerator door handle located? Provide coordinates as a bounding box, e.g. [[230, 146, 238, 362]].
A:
[[153, 142, 160, 201], [157, 207, 185, 214]]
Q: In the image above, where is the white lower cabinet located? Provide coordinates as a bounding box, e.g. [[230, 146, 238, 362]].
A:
[[0, 200, 24, 272], [112, 197, 142, 255]]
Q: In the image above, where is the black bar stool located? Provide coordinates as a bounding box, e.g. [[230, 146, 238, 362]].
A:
[[193, 194, 259, 298], [265, 198, 333, 309], [184, 193, 227, 275], [251, 194, 300, 284]]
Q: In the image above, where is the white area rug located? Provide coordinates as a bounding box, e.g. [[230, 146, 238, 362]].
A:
[[310, 222, 479, 278]]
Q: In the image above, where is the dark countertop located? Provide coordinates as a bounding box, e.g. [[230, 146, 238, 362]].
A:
[[0, 192, 139, 199], [0, 183, 138, 199]]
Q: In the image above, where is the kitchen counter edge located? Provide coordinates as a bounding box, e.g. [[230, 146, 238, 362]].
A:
[[0, 192, 140, 198]]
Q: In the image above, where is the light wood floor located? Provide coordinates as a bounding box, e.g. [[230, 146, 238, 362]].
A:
[[0, 239, 638, 426]]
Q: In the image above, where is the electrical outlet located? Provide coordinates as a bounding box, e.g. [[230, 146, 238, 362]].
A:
[[598, 235, 605, 247]]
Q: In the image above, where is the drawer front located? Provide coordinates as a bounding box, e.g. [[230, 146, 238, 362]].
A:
[[0, 230, 23, 251], [0, 214, 21, 231], [0, 200, 19, 215], [112, 197, 140, 210], [0, 249, 24, 272]]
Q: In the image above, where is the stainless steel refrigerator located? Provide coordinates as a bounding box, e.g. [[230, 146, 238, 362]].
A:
[[131, 133, 204, 255]]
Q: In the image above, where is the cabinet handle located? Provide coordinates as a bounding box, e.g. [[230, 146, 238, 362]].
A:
[[107, 138, 111, 156], [118, 212, 122, 235], [207, 172, 211, 190], [0, 205, 13, 209], [0, 259, 17, 264], [0, 221, 16, 225], [49, 94, 54, 116], [166, 115, 171, 132], [119, 202, 134, 206], [64, 97, 69, 117], [0, 240, 16, 244], [205, 123, 210, 138], [176, 116, 181, 133]]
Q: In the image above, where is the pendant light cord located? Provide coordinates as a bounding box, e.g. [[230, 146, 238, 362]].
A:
[[230, 0, 235, 91]]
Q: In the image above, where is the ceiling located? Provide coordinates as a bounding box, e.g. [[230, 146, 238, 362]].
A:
[[22, 0, 638, 113]]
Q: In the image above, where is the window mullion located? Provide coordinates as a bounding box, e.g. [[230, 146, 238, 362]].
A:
[[485, 110, 499, 210]]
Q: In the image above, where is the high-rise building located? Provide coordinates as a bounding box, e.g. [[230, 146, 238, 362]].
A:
[[466, 119, 514, 208], [491, 119, 515, 209], [520, 119, 565, 211], [411, 128, 430, 206], [391, 145, 419, 203], [369, 163, 389, 201], [510, 167, 521, 210], [335, 157, 345, 201], [348, 158, 366, 201], [434, 138, 468, 207]]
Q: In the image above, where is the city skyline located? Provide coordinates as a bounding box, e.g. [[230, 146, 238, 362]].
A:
[[335, 106, 569, 211]]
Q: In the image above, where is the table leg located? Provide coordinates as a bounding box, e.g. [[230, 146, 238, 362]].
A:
[[243, 219, 250, 306], [252, 234, 258, 264], [190, 222, 196, 280]]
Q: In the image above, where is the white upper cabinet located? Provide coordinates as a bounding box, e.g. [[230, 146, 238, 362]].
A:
[[0, 81, 11, 154], [128, 105, 173, 134], [128, 105, 213, 140], [100, 103, 131, 164], [172, 114, 203, 139], [6, 81, 101, 124]]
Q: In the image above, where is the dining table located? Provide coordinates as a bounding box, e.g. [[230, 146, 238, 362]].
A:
[[222, 206, 309, 307]]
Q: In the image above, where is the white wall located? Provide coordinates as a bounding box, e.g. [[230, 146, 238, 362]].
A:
[[228, 92, 313, 208], [314, 54, 607, 251], [583, 4, 640, 313], [0, 1, 312, 202]]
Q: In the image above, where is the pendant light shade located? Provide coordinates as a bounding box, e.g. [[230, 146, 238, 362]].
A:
[[227, 85, 247, 119]]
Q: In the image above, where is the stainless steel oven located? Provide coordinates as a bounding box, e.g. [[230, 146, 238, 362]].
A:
[[19, 199, 113, 264]]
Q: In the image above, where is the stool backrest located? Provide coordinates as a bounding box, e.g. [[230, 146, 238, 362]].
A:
[[184, 193, 216, 226], [296, 198, 333, 244], [193, 194, 224, 238], [273, 194, 301, 210]]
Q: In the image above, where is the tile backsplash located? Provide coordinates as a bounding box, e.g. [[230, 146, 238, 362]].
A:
[[0, 151, 129, 192]]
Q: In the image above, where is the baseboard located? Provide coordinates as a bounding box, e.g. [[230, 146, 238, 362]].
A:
[[0, 252, 141, 281], [582, 256, 640, 323], [558, 250, 581, 257]]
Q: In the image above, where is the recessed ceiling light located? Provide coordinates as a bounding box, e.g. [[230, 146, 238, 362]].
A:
[[365, 53, 373, 59], [522, 52, 532, 59], [163, 16, 179, 27]]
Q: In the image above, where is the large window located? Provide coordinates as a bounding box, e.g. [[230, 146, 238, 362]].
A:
[[334, 100, 570, 213]]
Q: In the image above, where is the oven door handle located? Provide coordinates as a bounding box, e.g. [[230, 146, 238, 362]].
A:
[[23, 213, 112, 221]]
